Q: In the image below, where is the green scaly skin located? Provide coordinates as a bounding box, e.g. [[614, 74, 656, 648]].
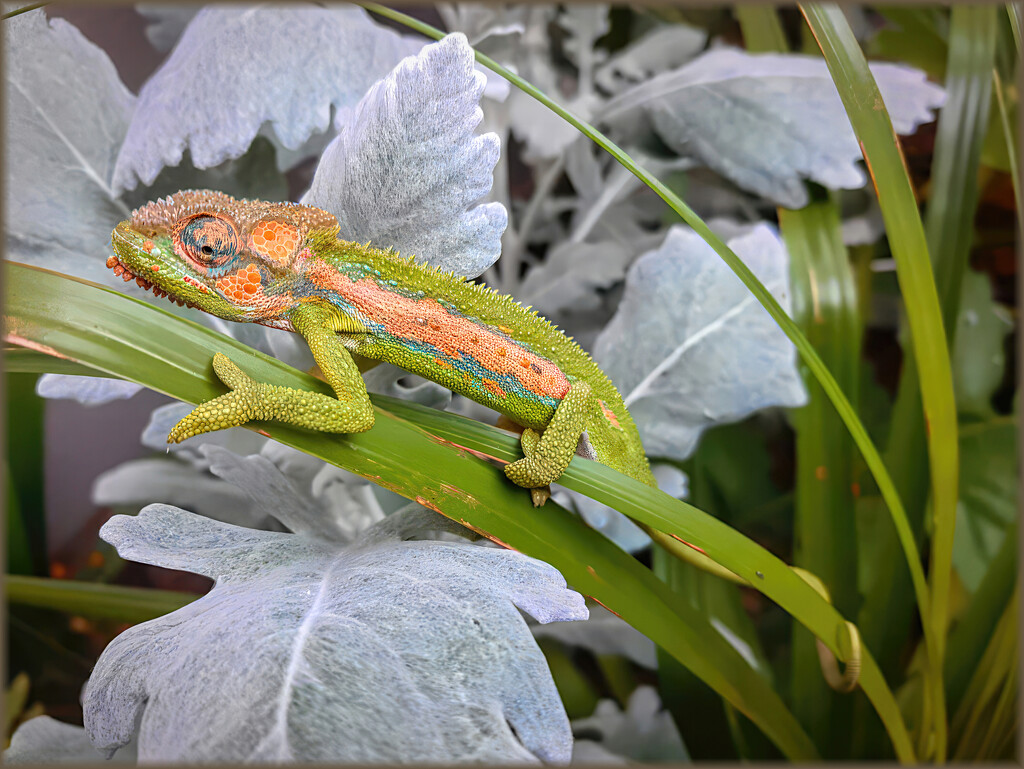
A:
[[109, 191, 656, 509]]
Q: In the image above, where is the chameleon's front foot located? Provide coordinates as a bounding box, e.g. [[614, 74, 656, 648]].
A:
[[168, 352, 374, 443]]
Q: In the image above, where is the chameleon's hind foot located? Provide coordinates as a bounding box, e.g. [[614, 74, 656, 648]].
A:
[[168, 352, 374, 443]]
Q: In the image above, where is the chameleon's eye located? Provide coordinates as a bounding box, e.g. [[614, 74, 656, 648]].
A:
[[173, 213, 239, 272]]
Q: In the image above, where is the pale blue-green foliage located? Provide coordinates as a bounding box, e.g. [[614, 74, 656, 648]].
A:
[[35, 375, 142, 405], [303, 34, 507, 277], [571, 687, 689, 764], [84, 504, 586, 763], [596, 224, 807, 461], [533, 603, 657, 669], [4, 716, 136, 765], [112, 5, 422, 191], [97, 411, 401, 538], [603, 48, 945, 208], [953, 420, 1017, 593], [952, 270, 1013, 418], [3, 11, 134, 284]]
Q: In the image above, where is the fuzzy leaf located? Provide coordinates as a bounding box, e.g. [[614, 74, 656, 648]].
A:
[[85, 504, 586, 763], [595, 224, 806, 460], [203, 443, 387, 543], [533, 603, 657, 669], [519, 240, 636, 316], [953, 419, 1018, 592], [303, 34, 507, 277], [135, 4, 197, 53], [952, 270, 1012, 418], [603, 48, 945, 208], [113, 5, 423, 192], [572, 687, 689, 763], [92, 458, 274, 531], [3, 10, 134, 283], [594, 24, 707, 95], [4, 716, 136, 765], [35, 374, 142, 406]]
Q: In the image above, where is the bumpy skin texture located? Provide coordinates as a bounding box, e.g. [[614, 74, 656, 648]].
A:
[[109, 190, 656, 500]]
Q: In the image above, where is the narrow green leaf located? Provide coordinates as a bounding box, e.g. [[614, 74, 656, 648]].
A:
[[945, 517, 1017, 711], [780, 196, 861, 755], [6, 575, 199, 623], [4, 263, 823, 760], [801, 5, 967, 758], [4, 370, 46, 574]]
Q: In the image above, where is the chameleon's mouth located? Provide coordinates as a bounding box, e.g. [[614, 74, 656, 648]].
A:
[[105, 253, 198, 309]]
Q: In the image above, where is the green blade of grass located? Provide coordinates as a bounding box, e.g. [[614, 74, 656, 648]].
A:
[[4, 263, 825, 759], [945, 516, 1018, 712], [737, 8, 863, 754], [5, 262, 919, 761], [6, 575, 199, 623], [780, 196, 861, 756], [800, 5, 965, 760], [859, 7, 997, 694]]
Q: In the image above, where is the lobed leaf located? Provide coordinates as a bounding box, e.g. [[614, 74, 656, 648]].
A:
[[596, 224, 806, 461], [35, 374, 142, 405], [304, 33, 507, 277], [5, 716, 136, 765], [602, 48, 945, 208], [112, 4, 423, 191], [85, 504, 586, 763], [3, 10, 134, 284]]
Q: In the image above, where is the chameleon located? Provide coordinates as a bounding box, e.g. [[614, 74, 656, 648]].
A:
[[108, 189, 657, 508]]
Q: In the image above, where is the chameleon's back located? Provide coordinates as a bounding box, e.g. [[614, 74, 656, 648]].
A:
[[313, 237, 657, 489]]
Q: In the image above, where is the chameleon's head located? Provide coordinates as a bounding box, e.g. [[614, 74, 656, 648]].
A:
[[109, 190, 339, 326]]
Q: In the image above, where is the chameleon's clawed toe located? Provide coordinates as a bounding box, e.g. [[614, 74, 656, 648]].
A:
[[530, 487, 551, 507]]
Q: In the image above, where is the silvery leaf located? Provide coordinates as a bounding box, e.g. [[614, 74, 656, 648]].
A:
[[436, 4, 526, 46], [304, 34, 507, 278], [4, 10, 134, 284], [508, 89, 602, 162], [519, 240, 636, 316], [85, 504, 587, 763], [91, 458, 276, 531], [550, 463, 686, 554], [202, 443, 385, 543], [113, 5, 423, 192], [362, 362, 454, 411], [4, 716, 136, 764], [135, 4, 197, 52], [572, 687, 690, 763], [595, 224, 806, 460], [533, 603, 657, 669], [595, 24, 707, 95], [558, 5, 610, 94], [36, 375, 142, 406], [603, 48, 945, 208], [952, 270, 1012, 418], [551, 486, 650, 553]]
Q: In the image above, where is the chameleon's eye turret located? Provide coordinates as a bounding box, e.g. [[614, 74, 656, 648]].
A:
[[173, 213, 240, 274]]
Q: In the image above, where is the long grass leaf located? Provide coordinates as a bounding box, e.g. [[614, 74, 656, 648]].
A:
[[6, 575, 198, 623], [800, 5, 971, 759]]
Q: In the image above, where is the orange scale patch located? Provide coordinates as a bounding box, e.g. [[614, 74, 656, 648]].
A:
[[598, 399, 622, 430], [216, 263, 266, 304], [250, 220, 300, 266]]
